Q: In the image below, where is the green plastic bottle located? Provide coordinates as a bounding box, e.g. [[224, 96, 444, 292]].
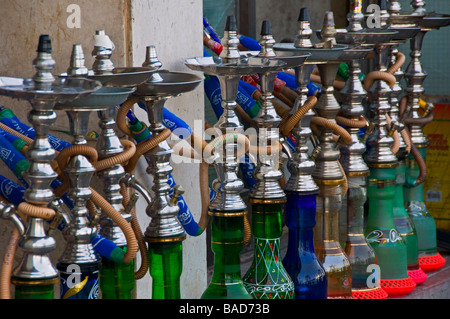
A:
[[243, 202, 294, 299]]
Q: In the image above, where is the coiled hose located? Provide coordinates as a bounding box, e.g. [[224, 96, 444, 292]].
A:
[[363, 71, 397, 92], [54, 145, 138, 264], [387, 52, 406, 75], [1, 203, 55, 299], [279, 96, 318, 137], [398, 96, 429, 187]]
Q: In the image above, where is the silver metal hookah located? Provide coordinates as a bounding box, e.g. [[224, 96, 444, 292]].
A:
[[54, 43, 136, 296], [90, 30, 153, 251], [250, 20, 285, 202], [0, 35, 101, 293]]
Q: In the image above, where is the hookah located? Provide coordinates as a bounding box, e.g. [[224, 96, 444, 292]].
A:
[[240, 20, 303, 300], [308, 11, 353, 299], [276, 9, 354, 299], [185, 15, 287, 299], [385, 2, 429, 285], [0, 35, 101, 299], [271, 7, 329, 299], [53, 41, 141, 299], [116, 49, 202, 299], [83, 30, 155, 299], [331, 0, 389, 299], [361, 0, 418, 297], [402, 0, 450, 273]]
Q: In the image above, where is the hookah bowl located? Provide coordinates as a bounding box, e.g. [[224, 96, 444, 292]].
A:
[[402, 6, 450, 273], [185, 47, 287, 299], [131, 69, 202, 299], [241, 21, 302, 300], [0, 35, 101, 299], [54, 85, 134, 299]]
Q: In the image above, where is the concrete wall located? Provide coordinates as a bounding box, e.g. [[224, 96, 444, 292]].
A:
[[239, 0, 348, 43], [0, 0, 206, 299]]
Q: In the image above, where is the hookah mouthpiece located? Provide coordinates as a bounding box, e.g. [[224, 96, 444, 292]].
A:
[[298, 7, 311, 22], [295, 8, 313, 48]]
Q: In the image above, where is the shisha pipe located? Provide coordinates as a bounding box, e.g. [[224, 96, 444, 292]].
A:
[[402, 0, 450, 273], [332, 3, 388, 298], [306, 11, 354, 299], [185, 15, 287, 299], [53, 47, 137, 299], [85, 32, 155, 299], [124, 50, 202, 299], [273, 8, 349, 299], [385, 3, 429, 285], [362, 0, 417, 297], [241, 20, 295, 300], [0, 35, 101, 299]]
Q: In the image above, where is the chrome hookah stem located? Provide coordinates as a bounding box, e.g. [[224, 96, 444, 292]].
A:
[[142, 97, 184, 239], [209, 15, 247, 213], [90, 30, 132, 247], [251, 20, 285, 201], [12, 35, 59, 283]]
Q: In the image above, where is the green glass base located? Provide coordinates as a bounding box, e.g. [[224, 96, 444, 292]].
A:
[[100, 254, 135, 299]]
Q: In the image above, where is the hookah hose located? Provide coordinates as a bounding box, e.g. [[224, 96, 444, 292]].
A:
[[250, 73, 298, 108], [53, 144, 138, 264], [118, 99, 213, 237], [397, 96, 431, 187], [0, 201, 55, 299]]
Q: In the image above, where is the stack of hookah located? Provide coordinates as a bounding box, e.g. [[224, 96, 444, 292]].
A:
[[0, 29, 208, 299]]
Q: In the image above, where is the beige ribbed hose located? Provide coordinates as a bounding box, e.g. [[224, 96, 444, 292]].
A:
[[124, 128, 172, 174], [310, 117, 353, 146], [363, 71, 397, 91], [94, 139, 136, 172], [116, 98, 140, 138], [54, 144, 138, 264], [279, 96, 318, 137], [387, 52, 406, 75]]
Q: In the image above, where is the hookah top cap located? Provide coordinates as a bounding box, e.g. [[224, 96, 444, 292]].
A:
[[94, 29, 115, 50], [323, 11, 335, 26], [67, 44, 88, 76], [260, 20, 272, 36], [378, 0, 387, 11], [37, 35, 52, 53], [225, 15, 238, 32], [143, 45, 163, 69], [298, 7, 311, 22]]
